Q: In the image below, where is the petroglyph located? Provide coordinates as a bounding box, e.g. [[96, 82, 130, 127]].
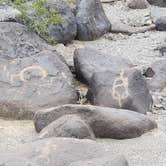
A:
[[112, 69, 129, 107], [10, 65, 48, 83], [35, 143, 57, 165]]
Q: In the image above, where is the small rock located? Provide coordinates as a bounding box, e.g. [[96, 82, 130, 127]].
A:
[[39, 114, 95, 139], [127, 0, 149, 9], [146, 59, 166, 91]]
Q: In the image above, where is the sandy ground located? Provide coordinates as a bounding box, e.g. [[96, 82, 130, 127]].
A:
[[0, 1, 165, 166]]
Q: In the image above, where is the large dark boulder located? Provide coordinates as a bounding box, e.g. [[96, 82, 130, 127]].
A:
[[87, 69, 153, 114], [39, 114, 95, 139], [34, 104, 157, 139], [76, 0, 111, 40], [20, 0, 77, 44], [0, 51, 77, 120], [74, 47, 133, 84], [69, 156, 129, 166]]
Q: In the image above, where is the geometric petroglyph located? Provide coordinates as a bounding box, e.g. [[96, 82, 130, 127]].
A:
[[10, 65, 48, 83], [112, 69, 129, 107]]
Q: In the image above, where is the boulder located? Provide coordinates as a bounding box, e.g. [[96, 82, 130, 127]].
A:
[[20, 0, 77, 44], [145, 59, 166, 91], [34, 104, 157, 139], [0, 51, 77, 120], [127, 0, 149, 9], [69, 156, 129, 166], [87, 69, 153, 114], [76, 0, 111, 40], [39, 114, 95, 139], [74, 47, 133, 84], [17, 138, 115, 166]]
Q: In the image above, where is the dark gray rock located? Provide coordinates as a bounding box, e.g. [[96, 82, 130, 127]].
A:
[[146, 59, 166, 91], [127, 0, 149, 9], [74, 47, 133, 84], [155, 16, 166, 31], [76, 0, 111, 41], [0, 22, 51, 59], [87, 69, 153, 114], [147, 0, 166, 7], [0, 51, 77, 120], [0, 155, 38, 166], [17, 138, 114, 166], [39, 114, 95, 139], [21, 0, 77, 44], [34, 104, 157, 139], [69, 155, 129, 166]]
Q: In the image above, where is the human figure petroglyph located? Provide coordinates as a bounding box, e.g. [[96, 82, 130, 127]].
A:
[[10, 65, 48, 83], [112, 69, 129, 107]]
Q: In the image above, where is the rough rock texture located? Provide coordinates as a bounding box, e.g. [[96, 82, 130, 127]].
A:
[[146, 59, 166, 91], [0, 51, 77, 120], [23, 0, 77, 44], [0, 155, 38, 166], [16, 138, 119, 166], [87, 69, 153, 114], [39, 114, 95, 139], [34, 104, 157, 139], [76, 0, 111, 40], [127, 0, 149, 9], [74, 47, 133, 84], [69, 156, 129, 166], [0, 4, 21, 22], [0, 22, 55, 59]]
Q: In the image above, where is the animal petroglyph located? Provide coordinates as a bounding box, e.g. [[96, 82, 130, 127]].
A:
[[10, 65, 48, 83], [112, 69, 129, 107]]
